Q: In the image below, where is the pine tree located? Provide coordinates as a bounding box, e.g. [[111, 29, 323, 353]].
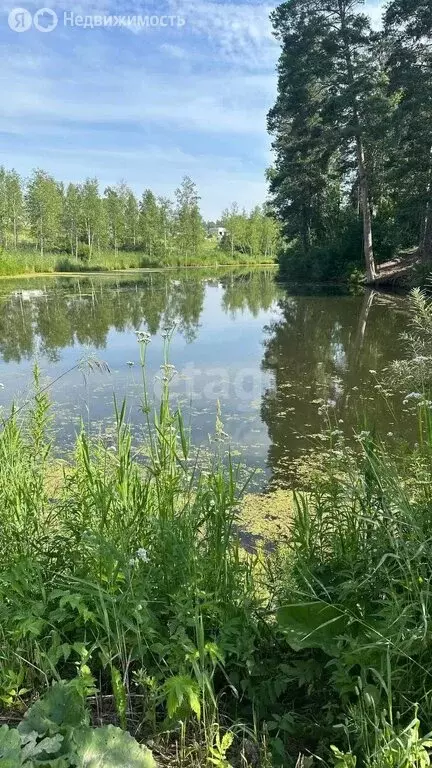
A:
[[269, 0, 381, 280], [385, 0, 432, 260]]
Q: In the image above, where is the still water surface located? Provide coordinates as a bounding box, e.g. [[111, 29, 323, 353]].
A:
[[0, 268, 411, 488]]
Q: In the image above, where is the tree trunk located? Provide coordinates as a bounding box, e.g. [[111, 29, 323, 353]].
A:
[[87, 226, 93, 259], [420, 146, 432, 262], [356, 136, 376, 281], [13, 203, 18, 248], [301, 208, 311, 252], [422, 201, 432, 261], [40, 217, 44, 258], [338, 0, 376, 282]]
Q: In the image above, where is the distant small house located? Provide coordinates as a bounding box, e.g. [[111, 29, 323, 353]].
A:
[[208, 226, 226, 241]]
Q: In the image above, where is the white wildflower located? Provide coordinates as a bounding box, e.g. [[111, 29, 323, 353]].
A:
[[136, 548, 149, 563], [136, 330, 151, 344], [356, 430, 371, 441], [403, 392, 423, 404], [161, 363, 178, 379]]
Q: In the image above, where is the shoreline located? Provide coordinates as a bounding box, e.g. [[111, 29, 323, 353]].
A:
[[0, 262, 278, 281]]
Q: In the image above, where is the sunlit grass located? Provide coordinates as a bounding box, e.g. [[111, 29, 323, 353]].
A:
[[0, 244, 276, 277]]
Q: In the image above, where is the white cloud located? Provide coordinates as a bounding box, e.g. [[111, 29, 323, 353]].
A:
[[0, 42, 276, 136], [0, 140, 269, 217], [0, 2, 278, 216], [160, 43, 187, 58], [1, 0, 386, 219], [167, 0, 279, 69]]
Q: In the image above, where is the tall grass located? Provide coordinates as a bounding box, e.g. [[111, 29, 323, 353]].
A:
[[272, 418, 432, 766], [0, 245, 275, 277], [0, 338, 263, 765], [0, 250, 60, 275], [2, 291, 432, 766]]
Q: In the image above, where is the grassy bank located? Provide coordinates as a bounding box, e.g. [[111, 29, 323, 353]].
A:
[[0, 244, 276, 277], [2, 298, 432, 766]]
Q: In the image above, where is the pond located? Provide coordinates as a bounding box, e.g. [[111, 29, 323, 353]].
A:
[[0, 267, 412, 488]]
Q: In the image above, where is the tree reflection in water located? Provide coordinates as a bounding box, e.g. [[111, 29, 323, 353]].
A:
[[0, 272, 413, 489]]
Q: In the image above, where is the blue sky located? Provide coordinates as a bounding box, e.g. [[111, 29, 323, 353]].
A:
[[1, 0, 383, 219]]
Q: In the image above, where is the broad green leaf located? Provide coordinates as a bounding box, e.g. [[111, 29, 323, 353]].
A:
[[73, 725, 156, 768], [21, 731, 63, 761], [0, 724, 22, 767], [277, 601, 348, 653], [164, 675, 200, 720], [187, 687, 201, 721], [165, 676, 186, 718], [18, 682, 87, 737]]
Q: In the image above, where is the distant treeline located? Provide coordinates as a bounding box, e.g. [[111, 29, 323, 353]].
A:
[[0, 168, 280, 265], [268, 0, 432, 282]]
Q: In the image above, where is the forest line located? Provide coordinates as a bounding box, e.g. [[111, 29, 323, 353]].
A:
[[268, 0, 432, 283], [0, 168, 280, 274]]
